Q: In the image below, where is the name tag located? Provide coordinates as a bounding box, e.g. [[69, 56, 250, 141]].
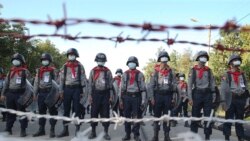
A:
[[164, 77, 168, 84], [44, 75, 50, 83], [16, 77, 22, 84], [101, 79, 106, 84]]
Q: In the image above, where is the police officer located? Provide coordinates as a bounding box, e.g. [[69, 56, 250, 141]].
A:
[[0, 53, 31, 137], [33, 53, 58, 138], [113, 68, 123, 116], [220, 54, 249, 141], [187, 51, 216, 141], [150, 51, 175, 141], [0, 67, 7, 121], [173, 73, 189, 127], [88, 53, 113, 140], [57, 48, 88, 137], [120, 56, 146, 141]]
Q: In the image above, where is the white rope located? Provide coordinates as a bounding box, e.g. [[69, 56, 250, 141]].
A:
[[0, 107, 250, 131]]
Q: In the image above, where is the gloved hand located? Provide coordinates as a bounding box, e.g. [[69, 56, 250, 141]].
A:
[[221, 102, 227, 111]]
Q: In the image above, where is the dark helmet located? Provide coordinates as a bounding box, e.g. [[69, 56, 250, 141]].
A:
[[115, 68, 123, 74], [66, 48, 79, 57], [178, 73, 185, 78], [95, 53, 107, 62], [41, 53, 53, 62], [0, 67, 3, 74], [228, 54, 242, 65], [126, 56, 139, 67], [11, 53, 26, 64], [195, 51, 209, 61], [157, 51, 170, 62]]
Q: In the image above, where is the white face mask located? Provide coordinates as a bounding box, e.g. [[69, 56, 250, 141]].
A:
[[233, 60, 241, 66], [68, 55, 76, 61], [42, 60, 49, 66], [97, 62, 105, 66], [160, 57, 168, 62], [179, 77, 185, 81], [128, 62, 137, 69], [199, 57, 207, 63], [12, 59, 21, 66], [116, 73, 122, 76]]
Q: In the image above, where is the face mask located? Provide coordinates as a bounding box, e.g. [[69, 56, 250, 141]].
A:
[[199, 57, 207, 63], [116, 73, 122, 76], [97, 62, 105, 66], [42, 60, 49, 66], [128, 62, 137, 69], [160, 57, 168, 62], [12, 59, 21, 66], [68, 55, 76, 61], [179, 77, 184, 81], [233, 60, 241, 67]]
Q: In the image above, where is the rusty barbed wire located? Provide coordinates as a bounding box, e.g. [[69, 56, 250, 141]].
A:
[[1, 32, 250, 53]]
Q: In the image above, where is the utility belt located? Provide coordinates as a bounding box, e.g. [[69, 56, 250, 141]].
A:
[[232, 91, 248, 99], [193, 88, 211, 94], [124, 92, 141, 97], [154, 89, 173, 95], [93, 89, 110, 95], [39, 87, 52, 93], [8, 88, 25, 93], [65, 84, 81, 89]]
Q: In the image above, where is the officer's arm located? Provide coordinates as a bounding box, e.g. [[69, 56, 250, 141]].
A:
[[79, 64, 87, 93], [119, 73, 126, 101], [33, 69, 39, 96], [25, 69, 33, 83], [1, 72, 9, 96], [187, 68, 193, 101], [59, 66, 65, 94], [88, 70, 94, 96], [220, 73, 229, 103], [210, 70, 217, 101], [139, 73, 147, 104], [108, 71, 114, 101]]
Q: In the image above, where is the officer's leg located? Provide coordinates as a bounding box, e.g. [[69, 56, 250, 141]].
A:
[[100, 93, 111, 140], [131, 96, 141, 139], [49, 106, 58, 137], [203, 93, 213, 139], [183, 100, 189, 117], [235, 98, 246, 140], [223, 101, 235, 140], [16, 93, 28, 137], [72, 88, 81, 135], [163, 95, 172, 141], [89, 93, 101, 139], [123, 96, 132, 140], [191, 93, 203, 133], [5, 92, 16, 134], [33, 93, 47, 137], [152, 94, 162, 141]]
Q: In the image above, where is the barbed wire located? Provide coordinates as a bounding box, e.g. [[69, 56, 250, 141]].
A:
[[0, 108, 249, 131], [1, 32, 249, 52]]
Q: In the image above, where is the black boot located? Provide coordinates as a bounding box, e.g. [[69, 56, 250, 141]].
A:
[[225, 135, 230, 141], [2, 113, 6, 122], [88, 128, 97, 139], [151, 130, 159, 141], [33, 126, 45, 137], [134, 135, 141, 141], [20, 128, 27, 137], [103, 128, 111, 140], [75, 125, 80, 136], [238, 136, 244, 141], [57, 126, 69, 138], [164, 132, 171, 141], [122, 134, 131, 141], [184, 121, 190, 127], [50, 126, 55, 138], [4, 128, 12, 135]]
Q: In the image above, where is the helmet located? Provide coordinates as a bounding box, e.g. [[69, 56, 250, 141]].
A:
[[41, 53, 53, 62], [115, 68, 123, 74], [126, 56, 139, 67], [157, 51, 170, 62], [178, 73, 185, 78], [11, 53, 26, 64], [195, 51, 209, 61], [95, 53, 107, 62], [66, 48, 79, 57], [228, 54, 242, 65]]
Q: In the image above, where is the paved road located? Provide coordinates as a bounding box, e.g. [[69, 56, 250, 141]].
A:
[[0, 114, 239, 141]]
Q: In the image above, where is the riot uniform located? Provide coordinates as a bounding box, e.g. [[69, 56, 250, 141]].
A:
[[113, 68, 123, 116], [150, 51, 175, 141], [220, 54, 249, 141], [33, 53, 58, 138], [0, 67, 7, 121], [120, 56, 146, 141], [88, 53, 113, 140], [187, 51, 215, 141], [1, 53, 32, 137], [57, 48, 88, 137]]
